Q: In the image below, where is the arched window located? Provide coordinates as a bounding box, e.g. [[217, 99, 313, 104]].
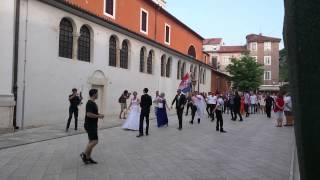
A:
[[177, 61, 181, 79], [147, 51, 153, 74], [203, 70, 206, 84], [109, 36, 117, 67], [120, 40, 129, 69], [194, 66, 197, 81], [59, 18, 73, 59], [139, 47, 146, 72], [199, 68, 203, 84], [188, 45, 196, 58], [78, 25, 91, 62], [161, 55, 166, 77], [190, 65, 194, 80], [166, 57, 172, 78], [181, 62, 186, 80]]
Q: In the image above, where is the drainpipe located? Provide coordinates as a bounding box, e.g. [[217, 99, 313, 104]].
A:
[[21, 0, 29, 129], [197, 65, 200, 92], [12, 0, 21, 129]]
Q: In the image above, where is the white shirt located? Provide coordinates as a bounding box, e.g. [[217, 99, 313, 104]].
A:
[[250, 95, 257, 105], [212, 95, 217, 104], [216, 97, 224, 111], [284, 96, 292, 112], [207, 95, 215, 104]]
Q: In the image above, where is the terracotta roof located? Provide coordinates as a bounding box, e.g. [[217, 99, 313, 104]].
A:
[[246, 34, 281, 43], [217, 46, 247, 53], [203, 38, 222, 45]]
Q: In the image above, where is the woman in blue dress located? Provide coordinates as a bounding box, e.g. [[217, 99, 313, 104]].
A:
[[156, 93, 171, 127]]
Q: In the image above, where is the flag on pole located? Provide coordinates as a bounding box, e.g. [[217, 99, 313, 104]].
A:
[[178, 73, 192, 93]]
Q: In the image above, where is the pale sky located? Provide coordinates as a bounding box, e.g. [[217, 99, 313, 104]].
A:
[[165, 0, 284, 48]]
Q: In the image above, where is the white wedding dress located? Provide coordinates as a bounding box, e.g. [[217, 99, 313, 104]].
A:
[[122, 98, 141, 131]]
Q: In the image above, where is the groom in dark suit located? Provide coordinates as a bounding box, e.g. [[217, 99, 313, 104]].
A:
[[137, 88, 153, 137], [171, 89, 187, 130]]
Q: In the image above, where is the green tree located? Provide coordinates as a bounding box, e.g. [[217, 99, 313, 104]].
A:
[[226, 55, 264, 91], [279, 48, 289, 82]]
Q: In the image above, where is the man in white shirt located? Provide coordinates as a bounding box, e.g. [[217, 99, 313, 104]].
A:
[[284, 93, 293, 126], [214, 94, 226, 133], [250, 93, 257, 114], [206, 92, 216, 121]]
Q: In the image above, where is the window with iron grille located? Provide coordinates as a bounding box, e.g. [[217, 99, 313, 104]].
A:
[[104, 0, 114, 17], [147, 51, 153, 74], [59, 18, 73, 59], [161, 55, 166, 77], [177, 61, 181, 79], [166, 58, 171, 77], [78, 26, 90, 62], [120, 40, 129, 69], [181, 62, 186, 80], [200, 68, 203, 84], [194, 67, 197, 81], [109, 36, 117, 67], [139, 48, 145, 72]]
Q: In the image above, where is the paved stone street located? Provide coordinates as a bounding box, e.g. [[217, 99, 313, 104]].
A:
[[0, 113, 294, 180]]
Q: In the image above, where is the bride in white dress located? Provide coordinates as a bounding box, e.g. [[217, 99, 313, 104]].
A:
[[122, 91, 141, 131]]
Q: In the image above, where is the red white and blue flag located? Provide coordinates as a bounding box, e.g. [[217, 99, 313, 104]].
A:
[[178, 73, 192, 93]]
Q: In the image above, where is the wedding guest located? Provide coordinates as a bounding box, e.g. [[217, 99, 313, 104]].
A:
[[156, 93, 170, 127], [80, 89, 104, 164]]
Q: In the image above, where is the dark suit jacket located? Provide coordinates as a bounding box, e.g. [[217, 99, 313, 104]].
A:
[[171, 94, 186, 110], [140, 94, 152, 111]]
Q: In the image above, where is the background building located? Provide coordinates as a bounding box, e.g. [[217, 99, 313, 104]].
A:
[[204, 34, 281, 91]]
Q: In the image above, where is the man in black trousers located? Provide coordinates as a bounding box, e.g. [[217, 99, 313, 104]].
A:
[[233, 91, 243, 121], [137, 88, 152, 137], [265, 93, 274, 118], [171, 89, 187, 130], [66, 88, 82, 131]]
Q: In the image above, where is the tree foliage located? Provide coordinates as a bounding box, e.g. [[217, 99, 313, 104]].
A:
[[226, 55, 264, 91], [279, 48, 289, 82]]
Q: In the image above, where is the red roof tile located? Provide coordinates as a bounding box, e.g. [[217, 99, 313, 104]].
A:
[[203, 38, 222, 45], [246, 34, 281, 43], [217, 46, 247, 53]]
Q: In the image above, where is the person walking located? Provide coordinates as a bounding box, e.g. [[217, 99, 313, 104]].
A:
[[233, 91, 243, 121], [137, 88, 152, 137], [244, 92, 250, 117], [206, 92, 215, 121], [189, 92, 198, 124], [185, 93, 193, 116], [80, 89, 104, 164], [250, 92, 257, 114], [66, 88, 82, 131], [240, 94, 245, 116], [229, 92, 235, 120], [214, 94, 226, 133], [274, 93, 285, 127], [259, 94, 266, 114], [119, 90, 130, 119], [156, 93, 170, 127], [265, 93, 274, 118], [171, 89, 186, 130]]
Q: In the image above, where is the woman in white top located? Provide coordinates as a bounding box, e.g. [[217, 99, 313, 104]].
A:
[[259, 94, 266, 114], [122, 92, 141, 131]]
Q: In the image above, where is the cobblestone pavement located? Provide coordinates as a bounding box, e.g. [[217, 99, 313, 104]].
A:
[[0, 113, 294, 180]]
